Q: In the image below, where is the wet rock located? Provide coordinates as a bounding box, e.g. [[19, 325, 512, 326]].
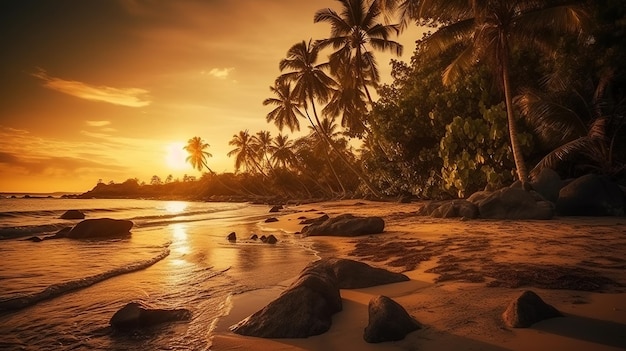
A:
[[110, 301, 191, 331], [25, 236, 43, 242], [502, 290, 562, 328], [249, 234, 258, 240], [259, 235, 267, 243], [60, 210, 85, 220], [66, 219, 133, 239], [302, 214, 385, 237], [266, 234, 278, 244], [269, 205, 283, 213], [557, 174, 624, 216], [227, 232, 237, 242], [299, 214, 329, 225], [329, 258, 408, 288], [265, 217, 279, 223], [364, 295, 420, 343]]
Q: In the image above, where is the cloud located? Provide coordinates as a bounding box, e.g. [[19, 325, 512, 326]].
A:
[[86, 120, 112, 127], [205, 67, 235, 79], [32, 69, 151, 107]]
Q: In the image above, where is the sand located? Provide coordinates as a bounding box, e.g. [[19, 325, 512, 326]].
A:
[[210, 200, 626, 350]]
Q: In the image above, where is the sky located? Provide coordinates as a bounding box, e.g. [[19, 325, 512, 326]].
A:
[[0, 0, 424, 193]]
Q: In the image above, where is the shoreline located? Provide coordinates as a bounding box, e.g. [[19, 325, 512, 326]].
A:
[[210, 200, 626, 351]]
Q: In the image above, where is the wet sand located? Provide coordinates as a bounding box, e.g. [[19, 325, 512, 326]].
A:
[[211, 200, 626, 351]]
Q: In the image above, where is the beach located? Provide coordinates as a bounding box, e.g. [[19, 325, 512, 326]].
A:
[[211, 200, 626, 351]]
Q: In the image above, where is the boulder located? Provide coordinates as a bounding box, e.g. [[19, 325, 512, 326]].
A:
[[264, 217, 279, 223], [66, 219, 133, 239], [299, 214, 329, 225], [329, 258, 409, 289], [477, 188, 554, 219], [227, 232, 237, 241], [302, 214, 385, 237], [530, 168, 563, 203], [231, 260, 341, 338], [259, 235, 267, 243], [249, 234, 258, 240], [60, 210, 85, 220], [556, 174, 624, 216], [266, 234, 278, 244], [110, 301, 191, 331], [430, 200, 479, 219], [25, 236, 43, 242], [363, 295, 421, 343], [269, 205, 283, 213], [502, 290, 562, 328]]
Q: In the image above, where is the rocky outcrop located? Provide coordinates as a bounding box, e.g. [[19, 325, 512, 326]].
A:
[[302, 214, 385, 237], [110, 301, 191, 331], [266, 234, 278, 244], [227, 232, 237, 241], [502, 290, 562, 328], [60, 210, 85, 220], [231, 258, 407, 338], [65, 219, 133, 239], [530, 168, 563, 203], [428, 200, 479, 219], [556, 174, 624, 216], [473, 187, 554, 220], [363, 295, 420, 343]]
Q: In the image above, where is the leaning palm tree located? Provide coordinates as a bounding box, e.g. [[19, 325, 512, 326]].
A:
[[184, 136, 214, 174], [314, 0, 403, 105], [253, 130, 275, 173], [263, 81, 305, 133], [227, 130, 268, 176], [402, 0, 588, 184]]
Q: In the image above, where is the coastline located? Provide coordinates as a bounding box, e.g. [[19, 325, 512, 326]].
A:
[[210, 200, 626, 351]]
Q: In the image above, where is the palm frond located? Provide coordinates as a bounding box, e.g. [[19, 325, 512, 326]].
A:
[[441, 43, 477, 85], [420, 17, 475, 57]]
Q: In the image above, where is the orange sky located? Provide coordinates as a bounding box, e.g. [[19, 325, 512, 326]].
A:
[[0, 0, 424, 193]]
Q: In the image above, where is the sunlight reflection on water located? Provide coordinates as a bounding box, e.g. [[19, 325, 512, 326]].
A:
[[165, 201, 188, 214]]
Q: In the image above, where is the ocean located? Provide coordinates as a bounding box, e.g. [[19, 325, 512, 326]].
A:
[[0, 198, 317, 350]]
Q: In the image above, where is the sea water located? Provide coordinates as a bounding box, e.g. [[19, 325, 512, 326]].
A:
[[0, 198, 316, 350]]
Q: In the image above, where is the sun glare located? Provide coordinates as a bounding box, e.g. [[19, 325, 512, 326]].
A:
[[165, 142, 188, 170]]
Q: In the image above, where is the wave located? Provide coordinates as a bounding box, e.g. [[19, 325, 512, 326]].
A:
[[0, 223, 71, 239], [0, 244, 171, 313], [0, 207, 136, 219]]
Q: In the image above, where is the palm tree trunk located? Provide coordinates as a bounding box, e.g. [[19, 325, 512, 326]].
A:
[[501, 35, 528, 185]]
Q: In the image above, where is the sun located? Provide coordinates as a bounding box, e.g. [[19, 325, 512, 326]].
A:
[[165, 142, 189, 170]]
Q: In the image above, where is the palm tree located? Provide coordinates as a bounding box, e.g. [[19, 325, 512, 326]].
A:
[[263, 81, 305, 133], [396, 0, 588, 184], [184, 136, 214, 174], [322, 62, 370, 136], [278, 39, 382, 197], [253, 130, 275, 173], [314, 0, 403, 105], [270, 133, 297, 169], [227, 130, 267, 176]]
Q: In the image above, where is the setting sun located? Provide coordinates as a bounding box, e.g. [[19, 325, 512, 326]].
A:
[[165, 142, 189, 170]]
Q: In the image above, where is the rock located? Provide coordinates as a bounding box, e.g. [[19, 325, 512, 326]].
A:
[[430, 200, 479, 219], [363, 295, 421, 343], [530, 168, 563, 203], [329, 258, 409, 289], [502, 290, 562, 328], [556, 174, 625, 216], [264, 217, 279, 223], [299, 214, 329, 225], [50, 226, 72, 239], [66, 219, 133, 239], [269, 205, 283, 213], [110, 301, 191, 331], [259, 235, 267, 243], [302, 214, 385, 237], [25, 236, 43, 242], [249, 234, 258, 240], [227, 232, 237, 241], [467, 190, 492, 205], [60, 210, 85, 220], [266, 234, 278, 244], [477, 187, 554, 219], [231, 260, 341, 338]]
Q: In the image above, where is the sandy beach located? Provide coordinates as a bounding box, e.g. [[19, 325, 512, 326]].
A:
[[211, 200, 626, 351]]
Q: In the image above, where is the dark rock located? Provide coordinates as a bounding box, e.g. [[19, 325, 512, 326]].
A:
[[50, 226, 72, 239], [269, 205, 283, 213], [66, 219, 133, 239], [25, 236, 43, 242], [502, 290, 562, 328], [227, 232, 237, 241], [431, 200, 479, 219], [231, 260, 341, 338], [398, 196, 412, 203], [556, 174, 624, 216], [363, 295, 421, 343], [302, 214, 385, 237], [266, 234, 278, 244], [60, 210, 85, 220], [477, 188, 554, 219], [329, 258, 408, 289], [259, 235, 267, 243], [416, 201, 446, 216], [467, 190, 492, 205], [530, 168, 563, 203], [299, 214, 329, 225], [297, 216, 307, 220], [110, 301, 191, 331], [249, 234, 258, 240], [265, 217, 279, 223]]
